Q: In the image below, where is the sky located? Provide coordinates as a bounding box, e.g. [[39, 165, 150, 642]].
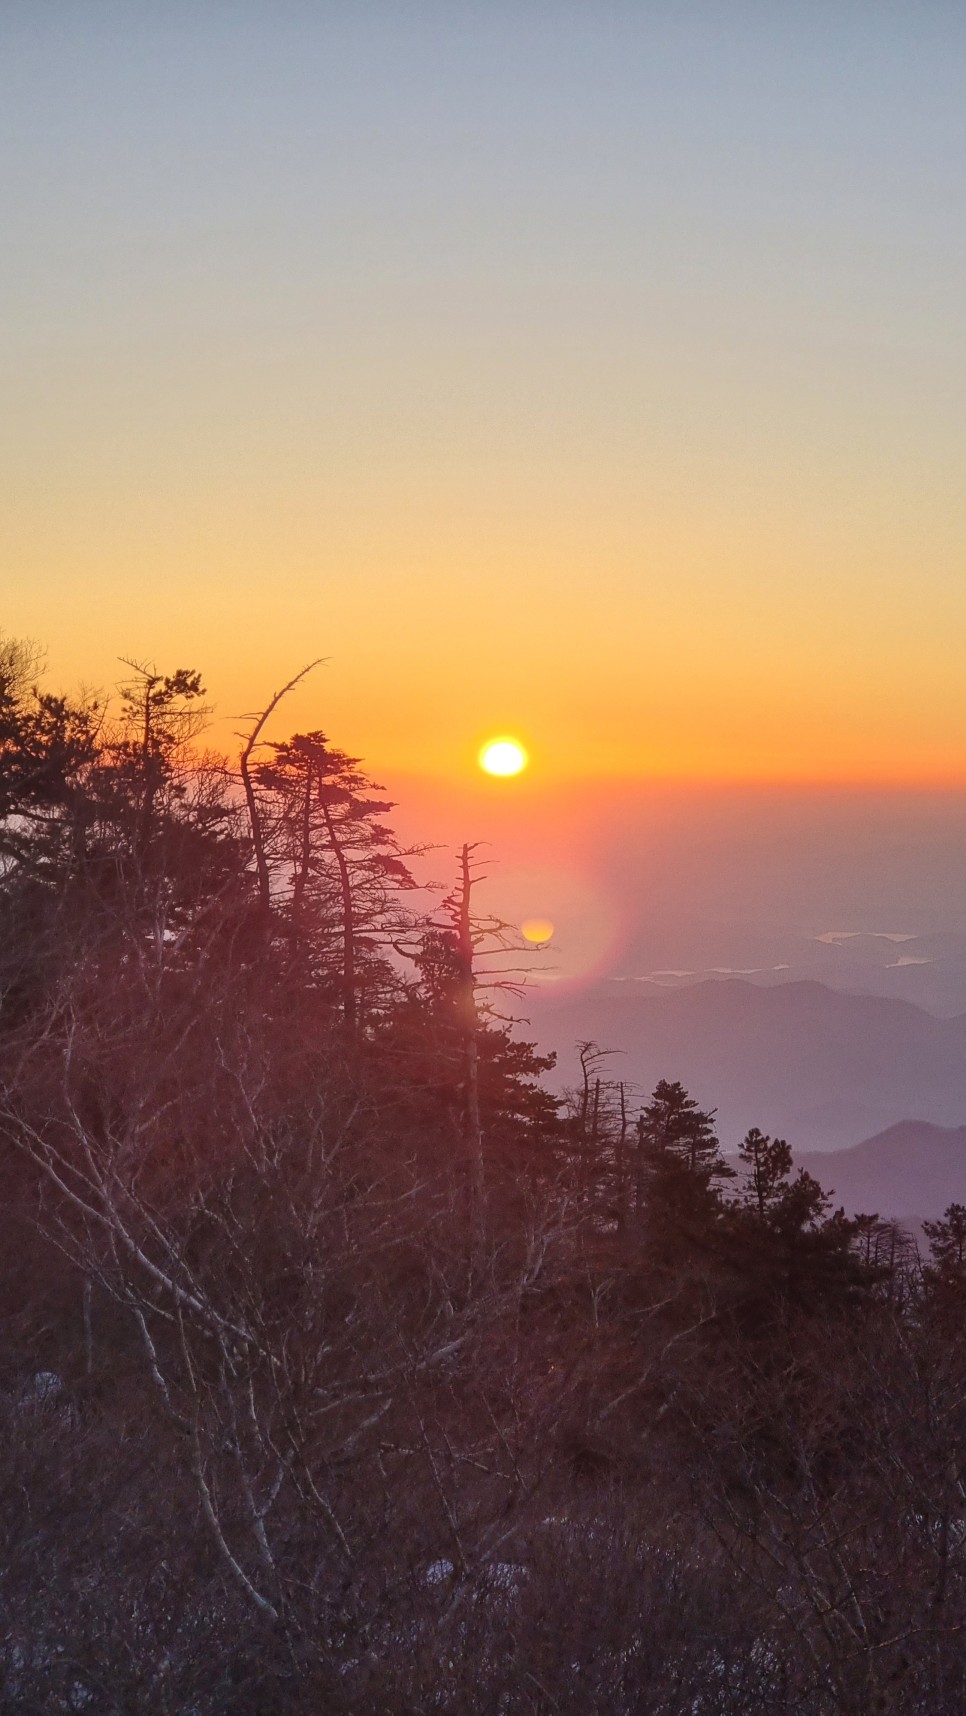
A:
[[4, 4, 966, 984]]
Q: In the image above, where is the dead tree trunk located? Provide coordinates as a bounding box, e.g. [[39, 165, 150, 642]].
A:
[[616, 1081, 629, 1236], [239, 661, 322, 930], [454, 842, 484, 1252], [319, 795, 357, 1038]]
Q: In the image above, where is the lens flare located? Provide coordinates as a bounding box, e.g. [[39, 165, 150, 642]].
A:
[[521, 918, 554, 944], [487, 863, 623, 990], [480, 738, 528, 777]]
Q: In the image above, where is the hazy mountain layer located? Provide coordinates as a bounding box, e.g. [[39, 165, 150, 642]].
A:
[[617, 928, 966, 1018], [529, 978, 966, 1153], [794, 1121, 966, 1223]]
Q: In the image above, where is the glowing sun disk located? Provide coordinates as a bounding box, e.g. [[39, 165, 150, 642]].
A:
[[480, 737, 528, 776]]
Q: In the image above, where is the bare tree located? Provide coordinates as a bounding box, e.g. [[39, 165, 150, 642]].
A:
[[237, 661, 322, 926]]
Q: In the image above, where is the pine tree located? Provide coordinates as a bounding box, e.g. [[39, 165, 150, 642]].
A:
[[730, 1127, 866, 1323], [256, 731, 421, 1031], [737, 1127, 793, 1219], [636, 1080, 732, 1260], [922, 1203, 966, 1326]]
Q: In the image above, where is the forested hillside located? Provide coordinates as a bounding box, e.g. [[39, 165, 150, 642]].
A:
[[3, 640, 966, 1714]]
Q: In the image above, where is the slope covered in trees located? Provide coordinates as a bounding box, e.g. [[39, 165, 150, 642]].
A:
[[1, 641, 966, 1714]]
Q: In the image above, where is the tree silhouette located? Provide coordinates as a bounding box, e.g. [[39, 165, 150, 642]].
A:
[[2, 633, 963, 1713], [256, 730, 422, 1031], [634, 1080, 731, 1263]]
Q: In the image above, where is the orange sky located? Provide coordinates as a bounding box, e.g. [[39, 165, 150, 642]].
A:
[[5, 8, 966, 794]]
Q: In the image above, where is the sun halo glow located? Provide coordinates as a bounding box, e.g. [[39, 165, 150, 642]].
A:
[[480, 737, 528, 777]]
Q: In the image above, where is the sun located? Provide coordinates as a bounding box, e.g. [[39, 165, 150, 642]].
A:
[[479, 737, 528, 777]]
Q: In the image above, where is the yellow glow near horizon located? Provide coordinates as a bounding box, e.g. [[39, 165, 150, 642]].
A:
[[7, 14, 966, 791], [521, 918, 554, 944], [480, 738, 528, 777]]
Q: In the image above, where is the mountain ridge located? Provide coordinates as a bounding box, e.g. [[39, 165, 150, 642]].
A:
[[527, 976, 966, 1154], [794, 1120, 966, 1222]]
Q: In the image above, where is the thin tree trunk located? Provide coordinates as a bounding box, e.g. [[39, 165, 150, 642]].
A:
[[576, 1043, 593, 1203], [616, 1082, 628, 1236], [455, 842, 484, 1252], [320, 795, 357, 1036], [291, 765, 312, 920], [239, 662, 322, 930], [82, 1276, 94, 1375], [138, 674, 158, 858]]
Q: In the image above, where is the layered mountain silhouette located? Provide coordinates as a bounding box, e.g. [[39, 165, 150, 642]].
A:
[[618, 930, 966, 1016], [795, 1122, 966, 1222], [528, 978, 966, 1155]]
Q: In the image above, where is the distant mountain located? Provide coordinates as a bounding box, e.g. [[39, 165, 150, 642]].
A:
[[795, 1121, 966, 1223], [526, 978, 966, 1153], [615, 930, 966, 1017]]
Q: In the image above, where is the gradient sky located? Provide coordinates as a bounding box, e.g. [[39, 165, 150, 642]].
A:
[[5, 2, 966, 792]]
